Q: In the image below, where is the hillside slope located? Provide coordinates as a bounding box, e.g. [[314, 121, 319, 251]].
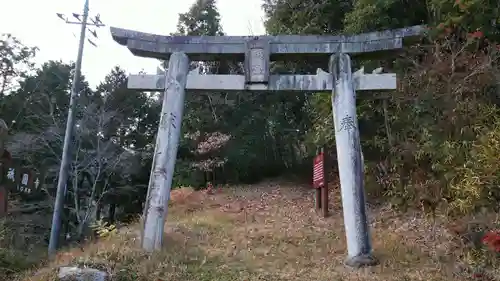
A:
[[17, 181, 499, 281]]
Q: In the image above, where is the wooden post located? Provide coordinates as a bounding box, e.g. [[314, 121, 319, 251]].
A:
[[141, 52, 190, 252], [315, 189, 322, 210], [330, 53, 377, 267], [0, 119, 9, 217], [0, 185, 7, 215], [315, 148, 322, 210]]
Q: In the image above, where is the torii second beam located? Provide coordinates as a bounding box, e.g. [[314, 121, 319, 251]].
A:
[[128, 68, 396, 92]]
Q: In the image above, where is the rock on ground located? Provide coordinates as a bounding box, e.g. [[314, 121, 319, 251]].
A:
[[58, 266, 108, 281]]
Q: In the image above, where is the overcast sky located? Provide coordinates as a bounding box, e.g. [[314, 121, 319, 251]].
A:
[[0, 0, 266, 87]]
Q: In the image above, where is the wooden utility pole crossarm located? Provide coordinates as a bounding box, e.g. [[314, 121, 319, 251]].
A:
[[110, 25, 425, 61]]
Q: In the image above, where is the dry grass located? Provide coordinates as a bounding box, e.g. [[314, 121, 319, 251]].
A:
[[14, 181, 500, 281]]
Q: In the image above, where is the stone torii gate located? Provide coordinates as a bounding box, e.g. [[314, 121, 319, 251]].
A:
[[110, 25, 423, 267]]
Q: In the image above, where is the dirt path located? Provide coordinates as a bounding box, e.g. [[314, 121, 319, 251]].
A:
[[164, 181, 470, 281]]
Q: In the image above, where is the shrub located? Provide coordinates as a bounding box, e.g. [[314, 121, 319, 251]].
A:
[[450, 115, 500, 213], [0, 220, 39, 279]]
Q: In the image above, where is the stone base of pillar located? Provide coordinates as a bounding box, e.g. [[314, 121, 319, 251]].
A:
[[345, 253, 379, 268]]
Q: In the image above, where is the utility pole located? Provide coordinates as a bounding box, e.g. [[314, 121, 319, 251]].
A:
[[48, 0, 105, 257]]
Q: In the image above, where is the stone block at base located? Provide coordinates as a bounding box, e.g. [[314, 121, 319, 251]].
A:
[[345, 254, 379, 268], [58, 266, 108, 281]]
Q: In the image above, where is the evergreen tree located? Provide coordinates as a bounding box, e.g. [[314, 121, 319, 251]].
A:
[[176, 0, 224, 36]]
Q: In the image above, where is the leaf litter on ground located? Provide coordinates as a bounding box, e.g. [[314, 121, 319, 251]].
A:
[[17, 180, 500, 281]]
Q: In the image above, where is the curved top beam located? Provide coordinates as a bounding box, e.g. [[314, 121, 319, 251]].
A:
[[110, 25, 425, 61]]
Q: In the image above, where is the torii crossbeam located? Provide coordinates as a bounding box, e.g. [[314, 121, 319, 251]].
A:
[[110, 25, 424, 268], [111, 25, 423, 61]]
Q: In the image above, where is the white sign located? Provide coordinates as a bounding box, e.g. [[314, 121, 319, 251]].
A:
[[21, 173, 29, 185], [6, 168, 15, 181]]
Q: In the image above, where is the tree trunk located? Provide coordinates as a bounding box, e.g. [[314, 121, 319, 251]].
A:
[[96, 202, 102, 221], [108, 203, 116, 224]]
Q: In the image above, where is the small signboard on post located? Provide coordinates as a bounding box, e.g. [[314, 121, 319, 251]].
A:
[[313, 147, 328, 217], [0, 162, 45, 217], [2, 164, 44, 194], [313, 152, 324, 188]]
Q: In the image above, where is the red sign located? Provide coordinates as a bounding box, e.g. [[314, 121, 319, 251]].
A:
[[313, 152, 324, 188]]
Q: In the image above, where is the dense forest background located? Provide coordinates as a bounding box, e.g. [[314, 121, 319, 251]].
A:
[[0, 0, 499, 264]]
